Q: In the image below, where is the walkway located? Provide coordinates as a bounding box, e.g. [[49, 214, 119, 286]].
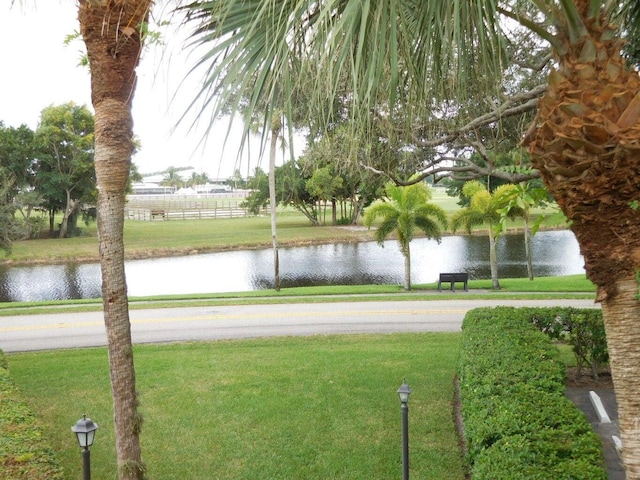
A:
[[565, 386, 625, 479]]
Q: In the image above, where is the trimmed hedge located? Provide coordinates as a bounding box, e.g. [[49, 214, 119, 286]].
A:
[[0, 349, 64, 480], [458, 307, 606, 480]]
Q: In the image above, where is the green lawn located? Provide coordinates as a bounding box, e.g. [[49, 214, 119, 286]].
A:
[[8, 333, 464, 480], [4, 189, 569, 264]]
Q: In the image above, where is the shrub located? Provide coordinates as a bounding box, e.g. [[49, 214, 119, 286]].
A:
[[0, 349, 64, 480], [522, 307, 608, 378], [458, 307, 606, 479]]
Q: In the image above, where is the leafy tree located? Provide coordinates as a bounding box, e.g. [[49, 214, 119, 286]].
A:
[[241, 167, 269, 215], [364, 181, 448, 290], [0, 122, 42, 242], [305, 165, 343, 225], [301, 125, 388, 224], [0, 122, 37, 200], [35, 103, 96, 238], [451, 181, 520, 290], [276, 160, 320, 225]]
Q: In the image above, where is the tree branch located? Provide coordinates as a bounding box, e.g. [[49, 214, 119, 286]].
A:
[[413, 84, 547, 148]]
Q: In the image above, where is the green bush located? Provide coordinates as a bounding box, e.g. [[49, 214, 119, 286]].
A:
[[458, 307, 606, 480], [521, 307, 608, 378], [0, 349, 64, 480]]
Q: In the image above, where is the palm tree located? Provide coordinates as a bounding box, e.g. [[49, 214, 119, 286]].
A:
[[181, 1, 640, 475], [363, 181, 447, 290], [450, 181, 518, 290], [495, 181, 550, 280], [77, 1, 151, 479]]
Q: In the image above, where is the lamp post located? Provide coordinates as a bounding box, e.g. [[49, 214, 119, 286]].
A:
[[397, 381, 411, 480], [71, 414, 98, 480]]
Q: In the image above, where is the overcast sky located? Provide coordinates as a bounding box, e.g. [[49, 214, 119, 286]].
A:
[[0, 1, 292, 180]]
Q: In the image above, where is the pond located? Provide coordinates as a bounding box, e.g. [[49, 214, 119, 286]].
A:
[[0, 230, 584, 302]]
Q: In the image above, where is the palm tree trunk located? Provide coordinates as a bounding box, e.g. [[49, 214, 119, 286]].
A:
[[600, 276, 640, 478], [403, 244, 411, 290], [269, 124, 280, 291], [488, 225, 500, 289], [79, 2, 149, 479], [523, 5, 640, 475], [523, 214, 534, 281]]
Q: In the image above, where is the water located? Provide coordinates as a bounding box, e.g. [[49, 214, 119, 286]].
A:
[[0, 230, 584, 302]]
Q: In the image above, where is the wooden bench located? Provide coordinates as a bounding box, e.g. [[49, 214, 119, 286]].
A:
[[150, 209, 166, 220], [438, 273, 469, 292]]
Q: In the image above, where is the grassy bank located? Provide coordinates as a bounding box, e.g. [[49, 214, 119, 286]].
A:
[[7, 333, 464, 480], [4, 214, 376, 264], [0, 275, 595, 317], [3, 188, 567, 265]]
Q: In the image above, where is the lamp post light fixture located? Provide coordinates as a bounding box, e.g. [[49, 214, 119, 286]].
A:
[[72, 414, 98, 480], [397, 381, 411, 480]]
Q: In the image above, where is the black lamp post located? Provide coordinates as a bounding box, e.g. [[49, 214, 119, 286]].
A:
[[397, 381, 411, 480], [71, 414, 98, 480]]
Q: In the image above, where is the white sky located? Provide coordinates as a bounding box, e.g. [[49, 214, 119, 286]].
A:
[[0, 1, 296, 180]]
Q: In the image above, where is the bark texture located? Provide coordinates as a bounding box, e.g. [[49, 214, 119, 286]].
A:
[[524, 2, 640, 476], [78, 1, 150, 479]]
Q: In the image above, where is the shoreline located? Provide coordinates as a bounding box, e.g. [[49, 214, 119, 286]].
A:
[[0, 226, 569, 268]]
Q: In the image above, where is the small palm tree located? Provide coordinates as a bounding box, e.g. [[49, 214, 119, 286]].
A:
[[364, 181, 448, 290], [450, 181, 519, 290], [495, 182, 550, 280]]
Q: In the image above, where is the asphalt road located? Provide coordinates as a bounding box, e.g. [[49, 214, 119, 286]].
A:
[[0, 298, 598, 353]]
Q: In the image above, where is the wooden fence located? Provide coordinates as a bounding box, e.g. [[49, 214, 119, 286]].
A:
[[125, 196, 252, 221]]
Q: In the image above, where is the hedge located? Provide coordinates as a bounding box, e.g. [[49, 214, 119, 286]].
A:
[[0, 349, 64, 480], [458, 307, 606, 480]]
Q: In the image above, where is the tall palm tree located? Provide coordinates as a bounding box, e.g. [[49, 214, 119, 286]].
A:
[[181, 1, 640, 475], [450, 181, 519, 290], [77, 1, 151, 479], [363, 181, 447, 290]]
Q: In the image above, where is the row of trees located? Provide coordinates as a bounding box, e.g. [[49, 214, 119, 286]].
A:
[[242, 157, 387, 226], [360, 177, 552, 291], [0, 103, 97, 249]]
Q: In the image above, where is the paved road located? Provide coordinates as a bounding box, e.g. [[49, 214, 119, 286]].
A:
[[0, 298, 597, 353]]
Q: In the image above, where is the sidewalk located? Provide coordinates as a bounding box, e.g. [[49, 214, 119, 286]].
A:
[[565, 386, 625, 479]]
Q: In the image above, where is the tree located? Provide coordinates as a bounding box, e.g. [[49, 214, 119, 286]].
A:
[[77, 2, 152, 479], [241, 167, 269, 215], [305, 165, 343, 225], [227, 169, 246, 190], [0, 122, 37, 202], [363, 181, 447, 290], [450, 181, 520, 290], [0, 122, 42, 242], [35, 103, 96, 238], [495, 181, 551, 280], [160, 166, 184, 191], [180, 3, 640, 475]]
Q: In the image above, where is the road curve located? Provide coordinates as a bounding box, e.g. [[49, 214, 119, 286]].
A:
[[0, 298, 597, 353]]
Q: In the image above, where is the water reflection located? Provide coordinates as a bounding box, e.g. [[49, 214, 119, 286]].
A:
[[0, 230, 584, 302]]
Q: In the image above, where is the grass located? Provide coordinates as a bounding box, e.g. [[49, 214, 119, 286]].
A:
[[0, 274, 595, 317], [3, 189, 569, 265], [5, 213, 376, 263], [7, 333, 464, 480]]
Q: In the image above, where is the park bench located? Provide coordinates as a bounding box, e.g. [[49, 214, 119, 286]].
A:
[[438, 272, 469, 292], [150, 209, 166, 220]]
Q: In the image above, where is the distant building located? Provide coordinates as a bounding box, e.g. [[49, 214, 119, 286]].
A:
[[130, 183, 174, 195]]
